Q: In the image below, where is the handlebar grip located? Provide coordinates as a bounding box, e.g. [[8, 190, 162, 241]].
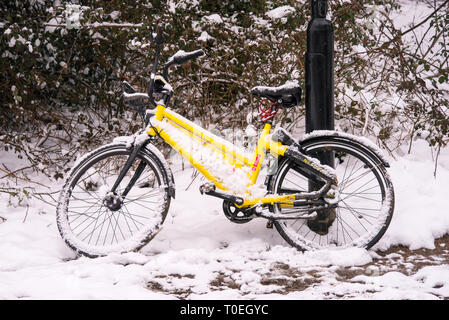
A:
[[122, 81, 151, 110], [191, 49, 205, 59], [170, 49, 205, 65]]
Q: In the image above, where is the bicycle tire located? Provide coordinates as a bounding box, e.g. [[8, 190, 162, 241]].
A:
[[56, 142, 172, 257], [268, 136, 394, 251]]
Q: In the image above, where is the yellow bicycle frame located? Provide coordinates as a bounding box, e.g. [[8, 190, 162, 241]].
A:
[[146, 104, 296, 207]]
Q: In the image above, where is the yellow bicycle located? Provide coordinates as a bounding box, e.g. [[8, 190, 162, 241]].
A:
[[56, 29, 394, 257]]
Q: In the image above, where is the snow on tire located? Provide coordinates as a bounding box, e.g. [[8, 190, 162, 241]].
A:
[[269, 137, 394, 251], [56, 142, 171, 257]]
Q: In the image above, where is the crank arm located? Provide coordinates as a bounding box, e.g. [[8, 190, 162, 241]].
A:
[[202, 189, 244, 206]]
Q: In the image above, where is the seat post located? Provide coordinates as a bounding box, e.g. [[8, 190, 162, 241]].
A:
[[248, 122, 272, 185]]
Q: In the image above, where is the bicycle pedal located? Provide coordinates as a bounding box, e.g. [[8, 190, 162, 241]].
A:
[[199, 182, 215, 194], [266, 220, 273, 229], [201, 187, 244, 206]]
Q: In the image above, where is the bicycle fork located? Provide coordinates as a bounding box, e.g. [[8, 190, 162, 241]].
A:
[[103, 134, 151, 211]]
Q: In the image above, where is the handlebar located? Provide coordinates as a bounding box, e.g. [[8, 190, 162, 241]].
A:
[[147, 27, 164, 103], [166, 49, 205, 67], [123, 25, 205, 110], [162, 49, 204, 81], [149, 25, 165, 45]]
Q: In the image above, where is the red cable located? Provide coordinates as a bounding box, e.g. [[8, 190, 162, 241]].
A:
[[258, 99, 279, 122]]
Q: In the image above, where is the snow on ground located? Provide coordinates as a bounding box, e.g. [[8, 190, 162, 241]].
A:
[[376, 139, 449, 251], [0, 136, 448, 299]]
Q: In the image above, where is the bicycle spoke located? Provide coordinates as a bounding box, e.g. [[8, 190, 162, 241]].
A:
[[339, 154, 352, 187], [339, 214, 361, 240], [95, 207, 112, 246], [341, 205, 370, 231], [124, 197, 160, 205], [69, 194, 102, 206], [338, 205, 381, 212], [343, 193, 381, 203], [86, 207, 102, 244], [295, 221, 306, 234], [71, 205, 103, 232], [102, 209, 115, 246], [340, 182, 380, 195], [121, 206, 146, 227], [339, 200, 379, 221], [341, 162, 383, 191], [68, 198, 103, 224], [340, 179, 379, 203], [123, 189, 163, 204], [119, 207, 135, 236], [74, 206, 106, 238], [340, 157, 361, 188], [120, 203, 156, 219], [341, 175, 377, 194], [110, 211, 124, 244]]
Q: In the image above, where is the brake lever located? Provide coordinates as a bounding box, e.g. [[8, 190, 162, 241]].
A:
[[122, 81, 136, 94], [123, 91, 150, 102]]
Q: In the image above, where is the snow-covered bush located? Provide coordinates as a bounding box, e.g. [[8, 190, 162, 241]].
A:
[[0, 0, 448, 192]]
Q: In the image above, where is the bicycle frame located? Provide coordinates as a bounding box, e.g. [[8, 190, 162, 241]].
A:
[[117, 29, 336, 209], [145, 103, 333, 208]]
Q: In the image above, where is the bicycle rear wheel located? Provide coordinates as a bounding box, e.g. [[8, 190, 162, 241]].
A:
[[56, 142, 171, 257], [269, 137, 394, 251]]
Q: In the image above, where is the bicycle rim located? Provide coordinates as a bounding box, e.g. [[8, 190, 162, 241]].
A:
[[57, 144, 170, 257]]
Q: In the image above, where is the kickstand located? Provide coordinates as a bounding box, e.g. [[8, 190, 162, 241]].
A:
[[185, 169, 200, 191]]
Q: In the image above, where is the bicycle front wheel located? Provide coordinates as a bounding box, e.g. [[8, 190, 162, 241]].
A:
[[269, 137, 394, 251], [56, 142, 171, 257]]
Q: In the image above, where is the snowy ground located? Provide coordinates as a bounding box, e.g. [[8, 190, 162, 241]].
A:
[[0, 137, 449, 300]]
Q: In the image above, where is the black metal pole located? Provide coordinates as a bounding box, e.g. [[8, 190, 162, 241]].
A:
[[305, 0, 334, 167], [304, 0, 336, 235], [305, 0, 334, 134]]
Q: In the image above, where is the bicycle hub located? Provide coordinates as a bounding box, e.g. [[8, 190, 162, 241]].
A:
[[103, 192, 123, 212]]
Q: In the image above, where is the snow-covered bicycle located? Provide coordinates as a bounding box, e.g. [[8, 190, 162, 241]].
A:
[[56, 28, 394, 257]]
